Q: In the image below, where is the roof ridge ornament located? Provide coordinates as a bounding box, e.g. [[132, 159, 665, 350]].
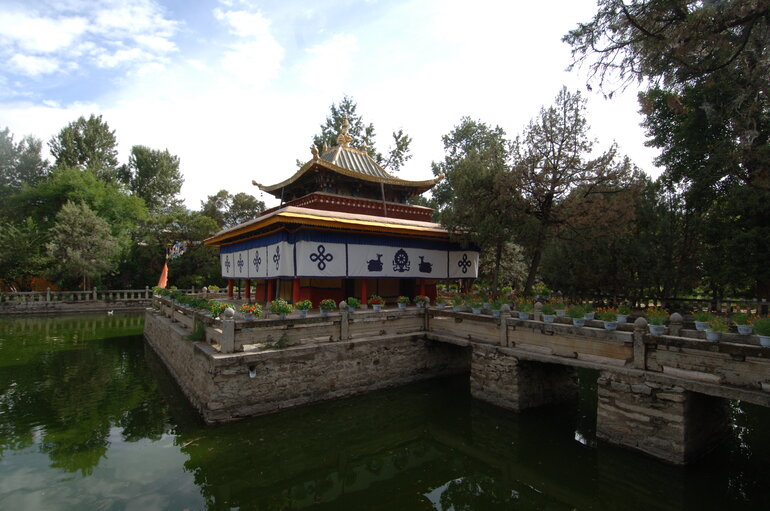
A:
[[337, 116, 353, 147]]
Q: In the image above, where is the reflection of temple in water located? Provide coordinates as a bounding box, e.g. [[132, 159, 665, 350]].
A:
[[205, 118, 479, 305]]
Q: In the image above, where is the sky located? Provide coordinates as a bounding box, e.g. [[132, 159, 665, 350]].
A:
[[0, 0, 660, 210]]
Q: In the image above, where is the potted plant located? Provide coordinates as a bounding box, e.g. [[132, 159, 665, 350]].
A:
[[598, 307, 619, 331], [468, 299, 483, 315], [269, 298, 293, 319], [452, 295, 464, 312], [541, 304, 555, 323], [693, 311, 714, 331], [296, 299, 313, 318], [369, 295, 384, 312], [567, 305, 586, 327], [319, 298, 336, 318], [490, 300, 503, 318], [240, 302, 262, 320], [414, 295, 429, 308], [207, 285, 220, 294], [732, 313, 753, 335], [617, 305, 632, 324], [517, 302, 534, 320], [583, 304, 595, 321], [646, 307, 669, 336], [346, 296, 361, 312], [397, 296, 410, 310], [551, 301, 566, 317], [435, 297, 447, 311], [705, 316, 728, 342], [753, 317, 770, 347], [208, 301, 228, 319]]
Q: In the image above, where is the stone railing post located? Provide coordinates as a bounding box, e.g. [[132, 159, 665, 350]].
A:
[[499, 304, 511, 346], [534, 301, 543, 322], [145, 286, 149, 299], [632, 316, 648, 370], [221, 307, 235, 353], [668, 312, 683, 337], [338, 301, 349, 341], [46, 287, 51, 302], [93, 287, 98, 301]]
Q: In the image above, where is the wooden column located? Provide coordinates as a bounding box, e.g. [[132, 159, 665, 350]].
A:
[[227, 279, 234, 298], [292, 277, 300, 304], [245, 279, 251, 302], [267, 279, 275, 303], [361, 278, 368, 305]]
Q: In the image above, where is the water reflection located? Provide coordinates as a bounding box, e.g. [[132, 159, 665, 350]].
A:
[[1, 313, 769, 510]]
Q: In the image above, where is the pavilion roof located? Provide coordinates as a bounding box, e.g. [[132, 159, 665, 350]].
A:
[[253, 117, 443, 197]]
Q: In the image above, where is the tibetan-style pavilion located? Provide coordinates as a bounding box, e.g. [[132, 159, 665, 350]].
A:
[[204, 119, 479, 305]]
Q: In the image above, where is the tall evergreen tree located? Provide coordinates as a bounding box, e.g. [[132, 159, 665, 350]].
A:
[[119, 145, 184, 212], [49, 114, 119, 181]]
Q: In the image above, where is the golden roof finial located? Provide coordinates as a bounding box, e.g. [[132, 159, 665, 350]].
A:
[[337, 116, 353, 147], [311, 145, 319, 159]]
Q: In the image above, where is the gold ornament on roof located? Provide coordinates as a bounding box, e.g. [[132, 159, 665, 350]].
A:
[[311, 145, 319, 159], [337, 116, 353, 147]]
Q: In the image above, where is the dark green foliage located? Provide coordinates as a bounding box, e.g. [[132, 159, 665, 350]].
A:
[[0, 127, 49, 197], [119, 145, 184, 213], [0, 217, 48, 290], [48, 114, 119, 181], [200, 189, 265, 229]]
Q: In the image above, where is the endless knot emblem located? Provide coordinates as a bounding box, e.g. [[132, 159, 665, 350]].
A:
[[253, 251, 262, 272], [273, 246, 280, 270], [393, 248, 410, 273], [224, 255, 231, 272], [237, 253, 244, 273], [458, 253, 472, 274], [309, 244, 333, 271]]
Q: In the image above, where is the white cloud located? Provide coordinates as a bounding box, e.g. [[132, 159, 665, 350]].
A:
[[214, 7, 284, 87], [299, 34, 358, 92], [0, 10, 87, 53], [9, 54, 60, 76]]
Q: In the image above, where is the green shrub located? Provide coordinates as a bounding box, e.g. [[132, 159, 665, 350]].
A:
[[270, 299, 293, 315], [296, 299, 313, 311], [753, 317, 770, 336], [320, 298, 337, 311], [346, 297, 361, 309], [567, 305, 585, 319]]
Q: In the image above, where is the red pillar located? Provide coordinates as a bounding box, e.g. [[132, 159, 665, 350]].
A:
[[292, 277, 300, 304], [419, 279, 426, 296], [361, 278, 368, 305], [245, 279, 251, 302], [267, 279, 275, 303], [227, 279, 234, 298]]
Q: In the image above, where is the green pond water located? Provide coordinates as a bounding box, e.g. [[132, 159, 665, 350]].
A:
[[1, 313, 769, 510]]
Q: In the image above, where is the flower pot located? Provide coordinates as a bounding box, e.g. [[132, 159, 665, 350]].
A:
[[437, 304, 446, 311], [518, 312, 530, 320], [555, 309, 566, 317], [278, 313, 286, 320], [616, 314, 628, 324], [244, 313, 255, 321], [705, 330, 721, 342], [759, 335, 770, 348], [373, 304, 382, 312], [584, 312, 595, 321], [604, 320, 618, 331], [492, 309, 501, 318], [649, 324, 666, 336], [417, 302, 426, 309], [452, 306, 463, 313], [482, 303, 489, 310], [472, 308, 482, 315], [398, 303, 406, 310], [694, 321, 709, 331], [543, 314, 554, 323], [572, 318, 585, 327], [298, 310, 308, 319], [736, 325, 753, 335], [348, 306, 356, 313], [320, 309, 329, 318]]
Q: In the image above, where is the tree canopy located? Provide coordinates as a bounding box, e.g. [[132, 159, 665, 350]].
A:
[[49, 114, 119, 181], [201, 189, 265, 229], [119, 145, 184, 213]]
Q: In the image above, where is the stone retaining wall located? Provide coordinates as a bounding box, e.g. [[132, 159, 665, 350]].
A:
[[144, 309, 470, 423]]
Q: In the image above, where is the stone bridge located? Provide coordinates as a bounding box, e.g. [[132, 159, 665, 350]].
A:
[[145, 298, 770, 465]]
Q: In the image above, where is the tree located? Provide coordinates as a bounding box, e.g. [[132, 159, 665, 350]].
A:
[[311, 95, 413, 172], [47, 201, 119, 289], [201, 190, 265, 229], [510, 88, 638, 294], [0, 217, 48, 291], [435, 118, 519, 293], [49, 115, 119, 181], [119, 145, 184, 212], [0, 127, 49, 197]]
